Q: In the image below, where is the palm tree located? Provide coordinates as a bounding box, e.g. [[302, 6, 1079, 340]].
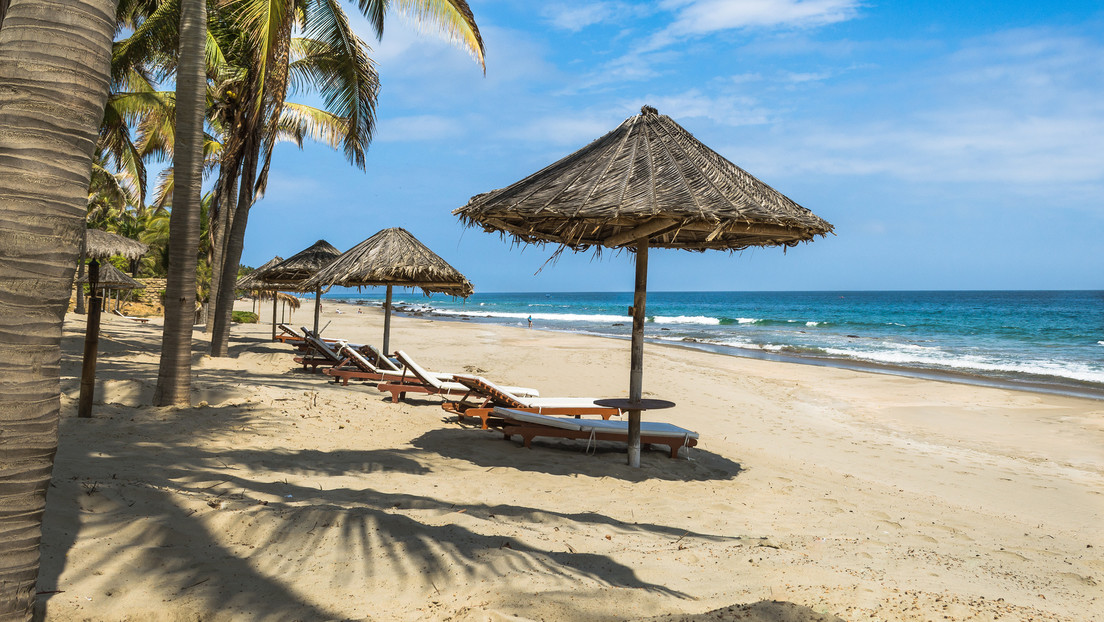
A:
[[206, 0, 486, 357], [153, 0, 208, 406], [0, 1, 117, 617]]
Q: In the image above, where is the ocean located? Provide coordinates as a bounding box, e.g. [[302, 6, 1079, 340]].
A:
[[322, 290, 1104, 399]]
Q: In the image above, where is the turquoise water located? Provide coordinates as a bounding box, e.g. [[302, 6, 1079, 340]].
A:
[[324, 290, 1104, 398]]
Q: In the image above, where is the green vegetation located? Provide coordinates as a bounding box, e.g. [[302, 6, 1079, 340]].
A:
[[231, 311, 259, 324]]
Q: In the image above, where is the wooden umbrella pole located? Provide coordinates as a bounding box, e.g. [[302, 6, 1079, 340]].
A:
[[382, 284, 393, 355], [271, 292, 278, 340], [627, 239, 649, 467], [313, 287, 322, 336], [78, 260, 102, 419]]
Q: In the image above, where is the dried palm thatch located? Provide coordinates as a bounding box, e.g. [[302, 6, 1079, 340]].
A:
[[85, 228, 149, 260], [253, 290, 302, 309], [235, 256, 285, 291], [455, 105, 833, 252], [455, 105, 834, 468], [257, 240, 341, 291], [305, 228, 473, 297], [76, 262, 143, 289]]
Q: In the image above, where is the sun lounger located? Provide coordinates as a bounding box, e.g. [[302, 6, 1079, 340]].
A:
[[323, 342, 453, 386], [441, 374, 622, 429], [376, 351, 539, 403], [365, 344, 402, 372], [493, 407, 698, 459], [292, 331, 347, 372], [274, 323, 304, 343], [112, 309, 149, 323]]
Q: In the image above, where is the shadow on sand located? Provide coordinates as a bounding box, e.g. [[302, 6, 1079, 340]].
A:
[[412, 422, 744, 483]]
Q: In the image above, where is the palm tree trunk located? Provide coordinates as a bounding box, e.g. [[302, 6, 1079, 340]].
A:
[[205, 171, 236, 333], [209, 143, 258, 357], [0, 0, 115, 618], [153, 0, 206, 406]]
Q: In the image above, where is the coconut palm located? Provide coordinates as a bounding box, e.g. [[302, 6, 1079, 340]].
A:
[[0, 1, 117, 617], [206, 0, 486, 357]]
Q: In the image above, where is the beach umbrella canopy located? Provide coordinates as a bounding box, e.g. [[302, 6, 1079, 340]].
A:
[[84, 228, 149, 261], [456, 105, 833, 466], [236, 256, 284, 291], [305, 227, 474, 353], [76, 262, 143, 290], [237, 256, 286, 339], [257, 240, 341, 335]]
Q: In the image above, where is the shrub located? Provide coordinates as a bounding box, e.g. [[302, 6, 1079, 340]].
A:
[[232, 311, 259, 324]]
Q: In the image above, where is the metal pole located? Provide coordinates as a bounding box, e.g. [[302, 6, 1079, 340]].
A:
[[382, 285, 393, 355], [78, 260, 102, 418], [313, 287, 322, 336], [627, 240, 649, 467]]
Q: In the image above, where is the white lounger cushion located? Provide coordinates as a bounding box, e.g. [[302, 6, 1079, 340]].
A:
[[492, 407, 698, 439], [396, 352, 539, 397]]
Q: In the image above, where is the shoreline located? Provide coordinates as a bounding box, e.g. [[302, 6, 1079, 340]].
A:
[[383, 306, 1104, 402]]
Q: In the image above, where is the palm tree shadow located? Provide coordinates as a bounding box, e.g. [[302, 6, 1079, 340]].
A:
[[38, 405, 714, 617], [411, 424, 743, 483]]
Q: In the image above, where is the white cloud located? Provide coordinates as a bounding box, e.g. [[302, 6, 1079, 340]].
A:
[[663, 0, 862, 35]]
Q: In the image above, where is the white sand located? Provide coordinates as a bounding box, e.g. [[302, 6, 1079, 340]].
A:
[[37, 301, 1103, 620]]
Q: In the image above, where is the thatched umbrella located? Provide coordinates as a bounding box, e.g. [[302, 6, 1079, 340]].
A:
[[78, 228, 150, 419], [255, 240, 341, 336], [236, 256, 284, 339], [456, 105, 834, 466], [304, 227, 474, 354], [77, 261, 144, 312]]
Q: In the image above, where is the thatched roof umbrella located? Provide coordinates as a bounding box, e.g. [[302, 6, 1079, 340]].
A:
[[256, 240, 341, 336], [304, 227, 474, 354], [77, 229, 150, 419], [456, 105, 834, 466], [85, 228, 149, 261], [236, 256, 285, 339], [76, 261, 143, 290], [78, 262, 143, 317]]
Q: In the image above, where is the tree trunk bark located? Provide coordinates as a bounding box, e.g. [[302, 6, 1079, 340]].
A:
[[153, 0, 206, 406], [209, 143, 257, 357], [0, 0, 114, 617]]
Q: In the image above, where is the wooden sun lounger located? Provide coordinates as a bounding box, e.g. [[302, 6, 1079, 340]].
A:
[[376, 351, 539, 403], [441, 375, 621, 430], [274, 324, 303, 343], [493, 407, 698, 459], [292, 331, 347, 372], [322, 342, 451, 386], [112, 309, 149, 323]]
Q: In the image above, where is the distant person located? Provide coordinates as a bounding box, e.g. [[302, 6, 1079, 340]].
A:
[[527, 315, 533, 328]]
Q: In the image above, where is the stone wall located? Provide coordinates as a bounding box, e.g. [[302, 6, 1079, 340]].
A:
[[134, 277, 166, 305]]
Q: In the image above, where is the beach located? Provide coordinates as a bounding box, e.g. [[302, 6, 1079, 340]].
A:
[[37, 301, 1103, 620]]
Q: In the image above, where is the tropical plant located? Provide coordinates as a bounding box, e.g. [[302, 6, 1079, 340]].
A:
[[0, 1, 117, 618], [206, 0, 486, 357]]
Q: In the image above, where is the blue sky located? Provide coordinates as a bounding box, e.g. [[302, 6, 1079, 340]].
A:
[[242, 0, 1104, 293]]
